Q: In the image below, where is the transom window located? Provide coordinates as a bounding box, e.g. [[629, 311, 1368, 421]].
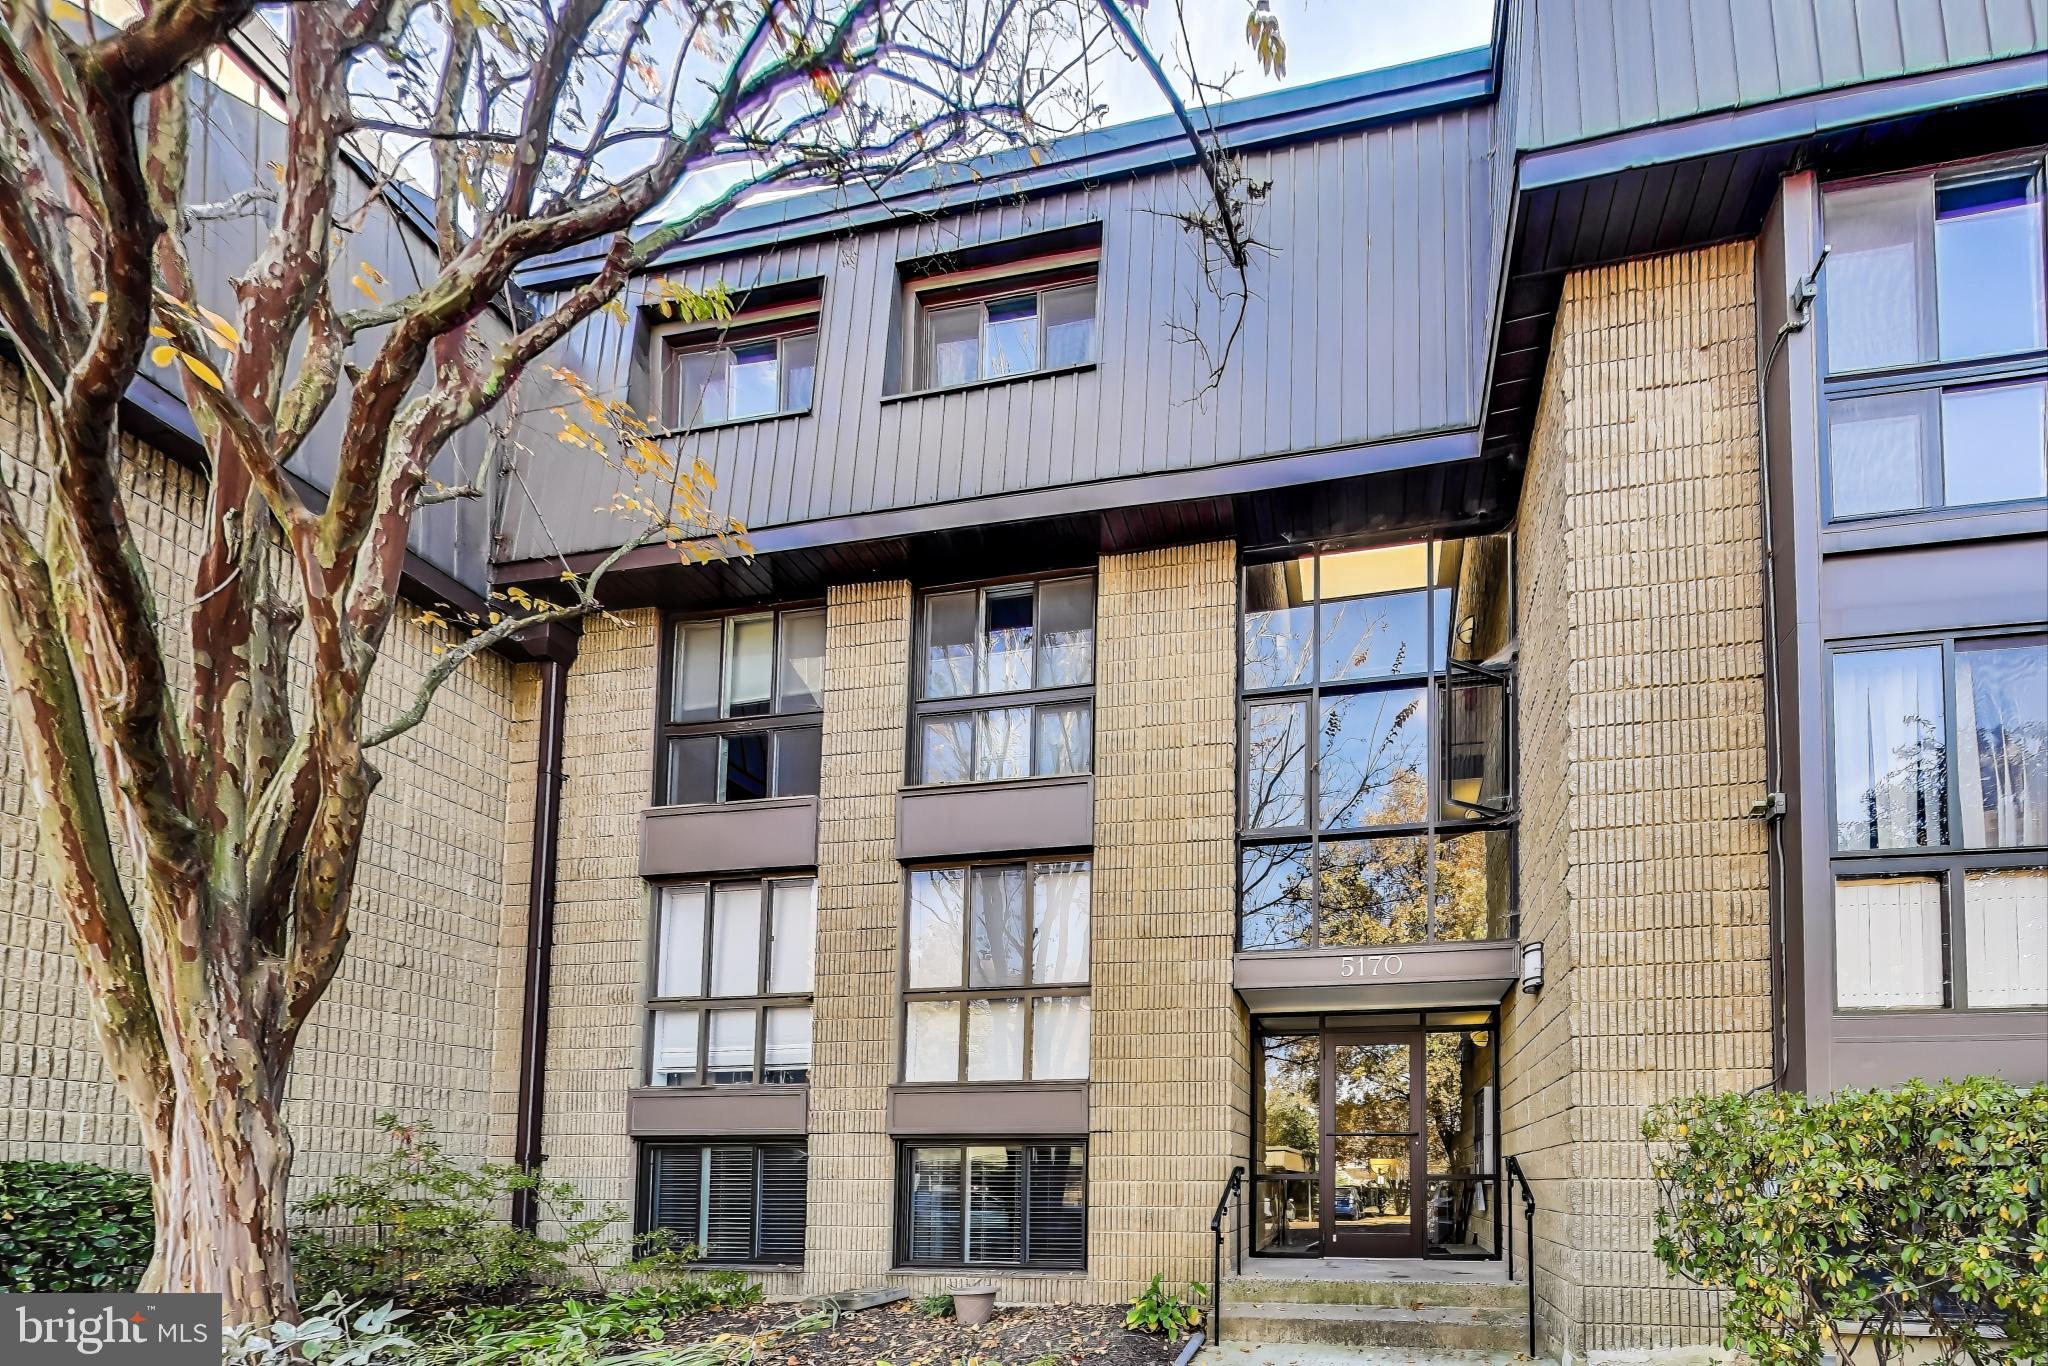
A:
[[898, 1142, 1085, 1270], [1827, 632, 2046, 1010], [1821, 158, 2048, 521], [640, 1140, 807, 1265], [660, 608, 824, 805], [661, 327, 817, 428], [914, 274, 1096, 391], [901, 861, 1090, 1083], [1239, 537, 1515, 952], [913, 575, 1095, 785], [647, 879, 815, 1086]]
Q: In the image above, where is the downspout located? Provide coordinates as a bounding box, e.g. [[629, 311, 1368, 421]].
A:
[[511, 648, 573, 1230]]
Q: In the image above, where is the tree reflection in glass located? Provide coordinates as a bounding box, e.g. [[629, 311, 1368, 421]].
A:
[[1240, 842, 1313, 949], [1318, 836, 1428, 946], [1318, 689, 1427, 828]]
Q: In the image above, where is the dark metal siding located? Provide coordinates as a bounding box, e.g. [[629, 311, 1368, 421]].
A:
[[170, 62, 502, 594], [1513, 0, 2046, 149], [498, 103, 1500, 562]]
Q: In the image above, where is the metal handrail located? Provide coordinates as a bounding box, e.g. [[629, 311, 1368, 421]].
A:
[[1504, 1155, 1537, 1360], [1209, 1164, 1246, 1345]]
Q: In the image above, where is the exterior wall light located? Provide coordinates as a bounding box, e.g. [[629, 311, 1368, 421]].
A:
[[1520, 940, 1545, 994]]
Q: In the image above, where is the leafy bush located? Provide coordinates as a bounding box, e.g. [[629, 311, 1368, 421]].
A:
[[437, 1281, 765, 1366], [911, 1292, 954, 1318], [1124, 1274, 1206, 1341], [1645, 1077, 2047, 1366], [293, 1113, 627, 1305], [0, 1159, 154, 1292]]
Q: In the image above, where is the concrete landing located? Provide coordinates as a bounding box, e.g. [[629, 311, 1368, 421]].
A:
[[1201, 1345, 1548, 1366]]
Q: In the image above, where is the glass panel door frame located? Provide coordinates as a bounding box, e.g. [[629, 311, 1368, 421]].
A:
[[1251, 1010, 1504, 1262], [1323, 1027, 1425, 1257]]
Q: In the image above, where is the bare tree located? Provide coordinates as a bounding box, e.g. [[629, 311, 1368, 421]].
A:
[[0, 0, 1138, 1323]]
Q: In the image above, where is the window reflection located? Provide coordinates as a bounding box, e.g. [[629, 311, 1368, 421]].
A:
[[1239, 535, 1514, 951], [1832, 646, 1948, 850]]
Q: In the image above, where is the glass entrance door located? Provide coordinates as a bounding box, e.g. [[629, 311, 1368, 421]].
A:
[[1254, 1015, 1499, 1260], [1323, 1030, 1424, 1256]]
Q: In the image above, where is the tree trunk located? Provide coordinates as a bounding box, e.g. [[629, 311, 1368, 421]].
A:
[[139, 1067, 299, 1326]]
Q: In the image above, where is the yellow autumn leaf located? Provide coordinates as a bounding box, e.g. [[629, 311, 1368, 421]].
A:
[[360, 262, 385, 286], [149, 344, 177, 367], [351, 273, 380, 301], [149, 326, 173, 339], [198, 306, 242, 346], [180, 353, 224, 391], [87, 290, 107, 304]]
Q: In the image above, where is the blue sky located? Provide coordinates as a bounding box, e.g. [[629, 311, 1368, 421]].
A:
[[1095, 0, 1495, 122]]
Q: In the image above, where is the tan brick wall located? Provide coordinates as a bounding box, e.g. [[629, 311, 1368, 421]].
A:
[[798, 579, 910, 1298], [1089, 541, 1242, 1300], [1500, 243, 1772, 1363], [0, 359, 524, 1191]]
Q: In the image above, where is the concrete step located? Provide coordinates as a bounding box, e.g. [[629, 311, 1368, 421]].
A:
[[1216, 1300, 1528, 1354], [1201, 1343, 1544, 1366], [1223, 1275, 1526, 1310]]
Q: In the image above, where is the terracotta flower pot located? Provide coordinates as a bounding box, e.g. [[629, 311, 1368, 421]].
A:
[[952, 1284, 998, 1326]]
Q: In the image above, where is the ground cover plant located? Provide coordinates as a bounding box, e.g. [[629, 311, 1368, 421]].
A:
[[670, 1296, 1181, 1366], [0, 1159, 154, 1291]]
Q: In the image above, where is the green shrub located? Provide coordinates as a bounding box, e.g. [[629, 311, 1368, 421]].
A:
[[911, 1292, 954, 1318], [1645, 1077, 2048, 1366], [1124, 1274, 1206, 1341], [293, 1113, 626, 1305], [0, 1159, 154, 1292]]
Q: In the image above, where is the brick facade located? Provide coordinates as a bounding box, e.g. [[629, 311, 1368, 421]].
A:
[[0, 359, 526, 1189], [1089, 541, 1246, 1299], [1500, 243, 1774, 1362]]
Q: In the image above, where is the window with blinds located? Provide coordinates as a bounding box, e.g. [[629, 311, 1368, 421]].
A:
[[639, 1141, 807, 1265], [898, 1142, 1085, 1270]]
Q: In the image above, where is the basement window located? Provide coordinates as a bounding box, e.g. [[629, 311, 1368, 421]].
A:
[[639, 1140, 807, 1264], [897, 1141, 1086, 1270]]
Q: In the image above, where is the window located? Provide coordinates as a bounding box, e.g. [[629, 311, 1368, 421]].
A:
[[913, 276, 1096, 390], [1820, 159, 2048, 520], [898, 1142, 1085, 1269], [647, 879, 815, 1085], [1239, 538, 1516, 951], [913, 576, 1094, 785], [1827, 633, 2047, 1010], [660, 608, 825, 805], [640, 1141, 807, 1264], [901, 861, 1089, 1082], [661, 329, 817, 428]]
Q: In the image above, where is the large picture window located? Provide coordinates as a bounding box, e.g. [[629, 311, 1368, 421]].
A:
[[660, 608, 825, 805], [1820, 158, 2048, 521], [647, 879, 815, 1086], [640, 1141, 807, 1264], [901, 860, 1089, 1083], [1827, 632, 2047, 1010], [1238, 537, 1515, 952], [898, 1142, 1085, 1269], [912, 576, 1094, 786]]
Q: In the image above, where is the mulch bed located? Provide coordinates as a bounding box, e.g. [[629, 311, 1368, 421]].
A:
[[666, 1298, 1185, 1366]]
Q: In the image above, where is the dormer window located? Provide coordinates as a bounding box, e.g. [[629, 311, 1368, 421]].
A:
[[918, 279, 1097, 390], [655, 281, 822, 429]]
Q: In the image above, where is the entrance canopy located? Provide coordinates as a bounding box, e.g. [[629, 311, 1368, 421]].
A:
[[1235, 939, 1520, 1013]]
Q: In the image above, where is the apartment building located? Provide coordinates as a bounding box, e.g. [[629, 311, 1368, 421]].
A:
[[2, 2, 2044, 1363]]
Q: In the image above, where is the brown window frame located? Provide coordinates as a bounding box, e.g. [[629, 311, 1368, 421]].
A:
[[645, 876, 816, 1087], [1237, 537, 1518, 952], [899, 858, 1091, 1085], [894, 1138, 1088, 1271], [909, 571, 1097, 786], [657, 605, 826, 807], [907, 262, 1099, 393]]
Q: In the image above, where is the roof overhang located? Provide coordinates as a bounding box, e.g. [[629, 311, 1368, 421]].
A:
[[1234, 940, 1521, 1013], [1480, 51, 2048, 466], [492, 426, 1517, 610]]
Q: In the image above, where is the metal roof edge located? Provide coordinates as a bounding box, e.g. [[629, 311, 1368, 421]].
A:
[[516, 45, 1496, 290], [1516, 51, 2048, 191]]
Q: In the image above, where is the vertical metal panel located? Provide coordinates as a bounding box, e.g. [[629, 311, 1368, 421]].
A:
[[1515, 0, 2043, 149], [499, 102, 1501, 562]]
